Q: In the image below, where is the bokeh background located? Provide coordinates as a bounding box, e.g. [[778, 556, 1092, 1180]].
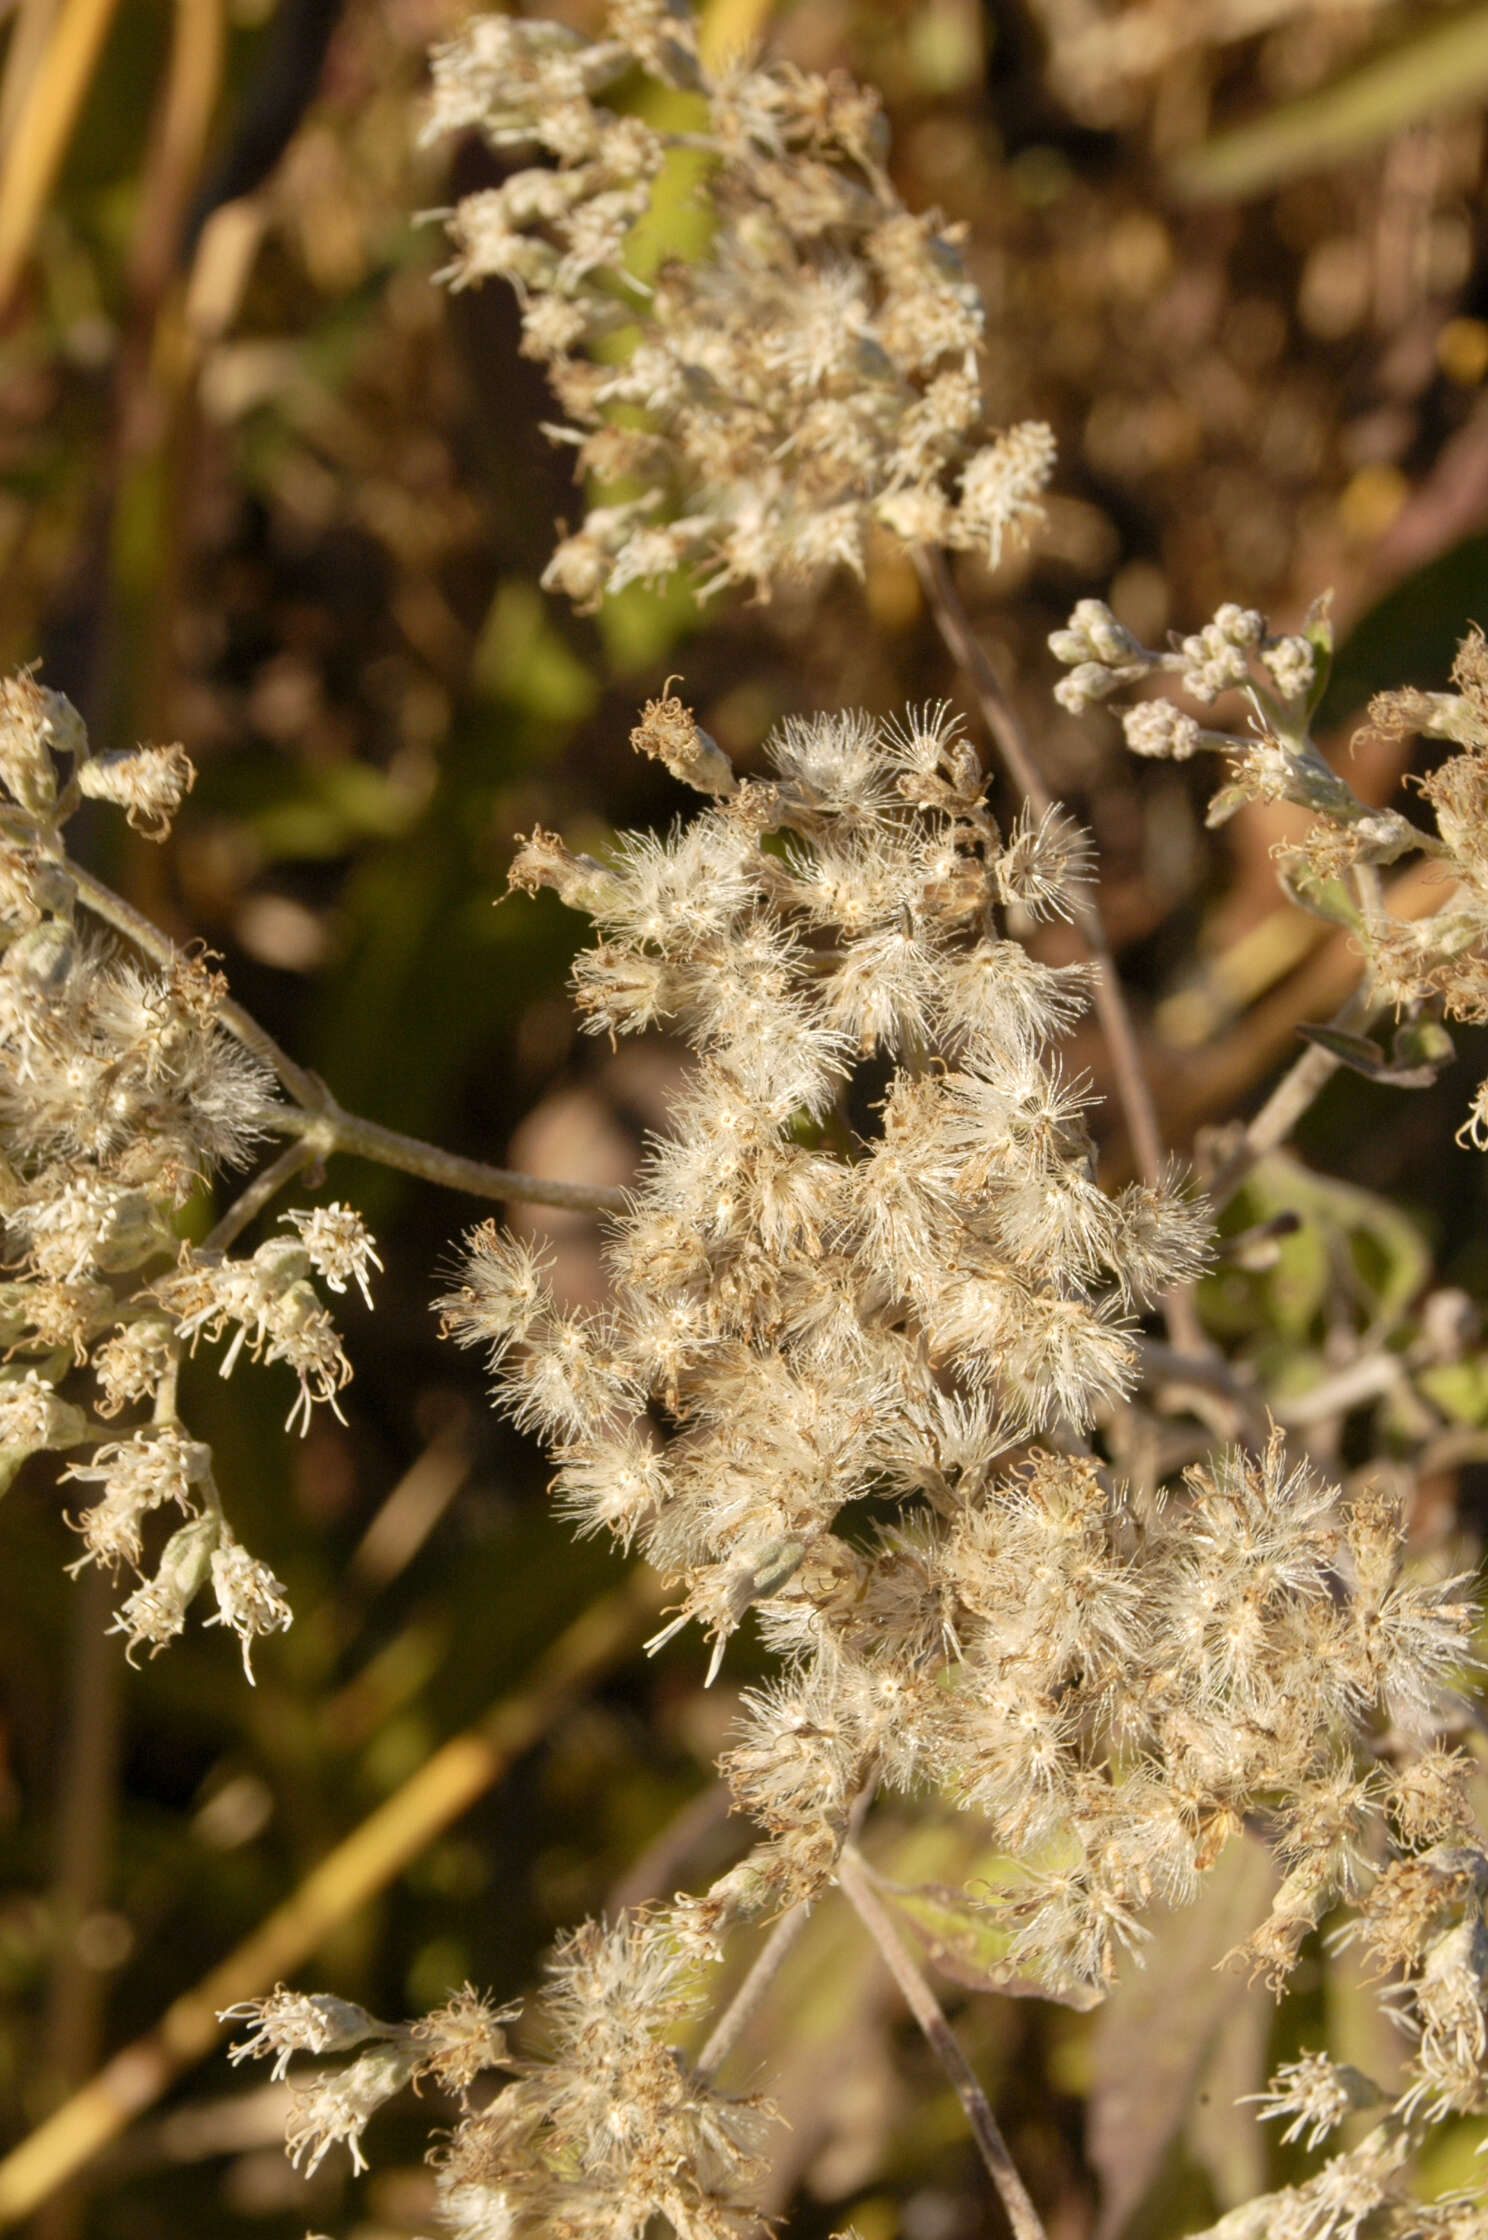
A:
[[4, 0, 1488, 2233]]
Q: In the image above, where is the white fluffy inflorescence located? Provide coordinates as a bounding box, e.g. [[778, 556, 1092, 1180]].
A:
[[437, 697, 1476, 2027], [0, 672, 380, 1675], [422, 0, 1054, 603]]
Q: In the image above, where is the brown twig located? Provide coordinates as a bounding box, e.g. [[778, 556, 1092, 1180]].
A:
[[693, 1900, 816, 2085], [694, 1788, 877, 2085], [263, 1103, 629, 1215], [836, 1842, 1049, 2240], [915, 546, 1208, 1353]]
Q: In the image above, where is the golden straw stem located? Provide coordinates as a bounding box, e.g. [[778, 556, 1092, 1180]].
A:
[[0, 1570, 660, 2225]]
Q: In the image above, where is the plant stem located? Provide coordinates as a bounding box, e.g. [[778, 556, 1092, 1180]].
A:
[[915, 547, 1212, 1352], [69, 862, 629, 1215], [914, 547, 1164, 1193], [1271, 1348, 1405, 1428], [695, 1786, 876, 2084], [1136, 1337, 1269, 1448], [0, 1570, 663, 2226], [203, 1140, 320, 1253], [262, 1105, 629, 1214], [1205, 981, 1379, 1212], [693, 1900, 814, 2084], [836, 1843, 1049, 2240]]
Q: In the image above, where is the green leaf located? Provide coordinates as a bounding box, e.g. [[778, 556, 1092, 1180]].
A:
[[1295, 1021, 1446, 1089], [1201, 1155, 1432, 1344], [1321, 533, 1488, 729], [1419, 1357, 1488, 1427], [1300, 592, 1335, 726]]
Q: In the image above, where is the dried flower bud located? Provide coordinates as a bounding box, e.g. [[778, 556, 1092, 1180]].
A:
[[285, 2039, 424, 2176], [221, 1986, 388, 2081], [110, 1512, 219, 1663], [77, 743, 196, 839], [956, 421, 1057, 568], [0, 673, 70, 815], [1261, 633, 1317, 705], [507, 827, 616, 913], [993, 804, 1092, 921], [1049, 599, 1146, 670], [411, 1984, 521, 2098], [282, 1203, 382, 1308], [631, 694, 736, 798], [1250, 2052, 1380, 2149], [1177, 604, 1265, 702], [206, 1533, 293, 1680], [0, 1368, 89, 1454], [64, 1422, 211, 1573]]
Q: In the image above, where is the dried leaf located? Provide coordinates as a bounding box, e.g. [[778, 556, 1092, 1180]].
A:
[[1088, 1834, 1278, 2240]]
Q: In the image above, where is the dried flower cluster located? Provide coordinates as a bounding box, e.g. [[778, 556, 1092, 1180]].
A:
[[224, 1926, 768, 2238], [9, 6, 1484, 2233], [422, 1, 1055, 602], [437, 699, 1474, 1998], [0, 672, 380, 1672], [1051, 596, 1488, 1152], [244, 685, 1484, 2234]]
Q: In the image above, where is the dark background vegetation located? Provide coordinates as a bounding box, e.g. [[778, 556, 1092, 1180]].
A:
[[4, 0, 1488, 2233]]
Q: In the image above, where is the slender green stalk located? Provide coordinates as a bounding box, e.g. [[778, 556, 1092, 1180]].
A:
[[693, 1900, 814, 2084], [1206, 983, 1380, 1212]]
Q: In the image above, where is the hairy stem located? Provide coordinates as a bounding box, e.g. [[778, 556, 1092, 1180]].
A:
[[203, 1138, 320, 1253], [695, 1788, 876, 2083], [837, 1843, 1049, 2240]]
